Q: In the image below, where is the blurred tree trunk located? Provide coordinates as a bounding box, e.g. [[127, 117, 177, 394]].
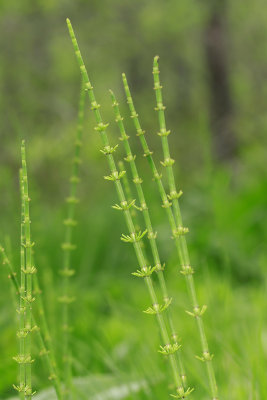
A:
[[204, 0, 238, 161]]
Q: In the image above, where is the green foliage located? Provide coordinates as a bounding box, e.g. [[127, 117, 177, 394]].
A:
[[0, 2, 267, 400]]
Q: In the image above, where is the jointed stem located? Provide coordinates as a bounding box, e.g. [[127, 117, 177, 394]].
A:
[[21, 142, 34, 399], [18, 168, 26, 399], [153, 56, 218, 399], [60, 78, 86, 398], [66, 19, 192, 397], [0, 246, 62, 399], [122, 67, 218, 399], [110, 90, 187, 386]]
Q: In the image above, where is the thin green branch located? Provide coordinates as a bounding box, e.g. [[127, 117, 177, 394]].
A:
[[60, 77, 86, 399], [66, 19, 193, 398], [110, 90, 187, 386]]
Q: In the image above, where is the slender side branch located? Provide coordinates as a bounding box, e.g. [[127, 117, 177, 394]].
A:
[[66, 19, 193, 398]]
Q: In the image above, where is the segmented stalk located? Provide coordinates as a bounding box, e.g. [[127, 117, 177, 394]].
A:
[[1, 246, 62, 399], [1, 231, 25, 399], [20, 141, 35, 399], [110, 90, 187, 386], [123, 71, 218, 399], [21, 165, 62, 398], [66, 19, 193, 398], [152, 56, 218, 399], [60, 78, 86, 398]]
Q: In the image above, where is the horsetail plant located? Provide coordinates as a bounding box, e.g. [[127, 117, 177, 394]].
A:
[[66, 18, 193, 399], [122, 71, 218, 399], [20, 163, 62, 398], [110, 90, 187, 386], [152, 56, 218, 399], [0, 246, 62, 399], [60, 77, 86, 398], [13, 141, 36, 399]]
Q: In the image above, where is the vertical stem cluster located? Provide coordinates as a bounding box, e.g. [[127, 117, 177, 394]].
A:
[[122, 66, 218, 399], [21, 161, 62, 397], [110, 90, 186, 385], [67, 19, 193, 398], [152, 56, 218, 399], [1, 244, 62, 398], [60, 78, 86, 398]]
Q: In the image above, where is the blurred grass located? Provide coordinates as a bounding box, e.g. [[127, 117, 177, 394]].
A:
[[0, 0, 267, 399]]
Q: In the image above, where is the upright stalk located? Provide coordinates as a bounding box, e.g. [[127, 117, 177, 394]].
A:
[[153, 56, 218, 399], [21, 163, 62, 398], [2, 230, 25, 399], [1, 246, 62, 399], [19, 141, 35, 399], [122, 72, 218, 399], [66, 18, 193, 398], [110, 90, 187, 386], [60, 78, 86, 398]]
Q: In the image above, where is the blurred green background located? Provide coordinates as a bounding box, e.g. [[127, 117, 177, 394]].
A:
[[0, 0, 267, 399]]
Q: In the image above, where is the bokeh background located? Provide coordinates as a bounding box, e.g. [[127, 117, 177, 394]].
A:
[[0, 0, 267, 399]]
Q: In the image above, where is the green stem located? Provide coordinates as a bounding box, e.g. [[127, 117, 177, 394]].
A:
[[110, 90, 187, 387], [122, 67, 218, 399], [0, 246, 62, 399], [21, 162, 62, 398], [21, 141, 34, 399], [60, 77, 86, 399], [152, 56, 218, 399], [66, 19, 190, 397]]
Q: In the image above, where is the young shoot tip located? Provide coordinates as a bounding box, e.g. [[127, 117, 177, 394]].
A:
[[154, 55, 160, 64]]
